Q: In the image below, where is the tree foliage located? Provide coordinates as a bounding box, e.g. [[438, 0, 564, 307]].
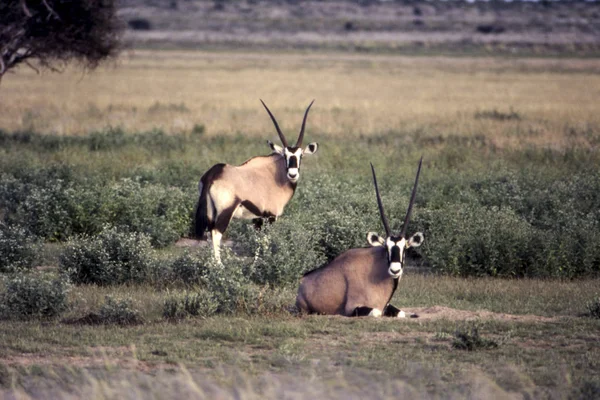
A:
[[0, 0, 121, 83]]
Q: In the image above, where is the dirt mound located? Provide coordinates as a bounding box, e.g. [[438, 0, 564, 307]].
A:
[[403, 306, 556, 323]]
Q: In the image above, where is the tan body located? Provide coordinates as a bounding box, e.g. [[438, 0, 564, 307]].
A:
[[196, 152, 301, 261], [296, 247, 398, 316], [202, 153, 295, 221]]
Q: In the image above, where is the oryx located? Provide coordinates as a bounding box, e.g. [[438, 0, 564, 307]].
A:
[[194, 100, 318, 261], [296, 158, 424, 318]]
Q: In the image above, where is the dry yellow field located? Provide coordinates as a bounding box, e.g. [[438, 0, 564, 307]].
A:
[[1, 50, 599, 150]]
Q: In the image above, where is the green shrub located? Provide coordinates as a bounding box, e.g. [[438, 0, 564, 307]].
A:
[[0, 224, 40, 273], [163, 290, 218, 320], [102, 178, 193, 248], [59, 227, 157, 285], [421, 205, 538, 277], [96, 296, 143, 325], [171, 251, 210, 285], [586, 296, 600, 319], [0, 273, 69, 319], [200, 250, 261, 314], [452, 323, 498, 351], [0, 168, 193, 246], [232, 220, 326, 287]]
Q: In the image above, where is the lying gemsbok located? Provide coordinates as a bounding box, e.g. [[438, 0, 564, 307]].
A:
[[195, 100, 318, 261], [296, 158, 424, 318]]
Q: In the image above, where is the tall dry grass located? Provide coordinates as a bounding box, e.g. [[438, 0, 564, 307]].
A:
[[1, 50, 599, 151]]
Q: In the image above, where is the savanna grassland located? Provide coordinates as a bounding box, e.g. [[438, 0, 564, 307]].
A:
[[1, 50, 600, 399]]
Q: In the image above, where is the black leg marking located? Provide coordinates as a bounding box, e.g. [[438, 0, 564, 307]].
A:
[[241, 200, 263, 217], [384, 304, 402, 317], [252, 218, 264, 231], [214, 203, 239, 234], [352, 306, 374, 317], [267, 216, 277, 224]]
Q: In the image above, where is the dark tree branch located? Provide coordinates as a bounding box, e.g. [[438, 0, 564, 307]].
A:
[[0, 0, 122, 86], [20, 0, 32, 17]]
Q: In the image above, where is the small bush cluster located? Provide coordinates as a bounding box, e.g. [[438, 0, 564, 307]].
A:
[[200, 250, 261, 314], [476, 108, 520, 121], [163, 290, 218, 320], [0, 128, 185, 153], [452, 324, 498, 351], [0, 165, 193, 247], [96, 296, 143, 325], [171, 251, 210, 285], [232, 220, 326, 287], [422, 205, 537, 277], [0, 224, 40, 273], [586, 296, 600, 319], [0, 274, 69, 320], [59, 227, 157, 285]]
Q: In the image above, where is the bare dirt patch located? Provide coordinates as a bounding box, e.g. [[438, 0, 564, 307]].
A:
[[404, 306, 557, 323]]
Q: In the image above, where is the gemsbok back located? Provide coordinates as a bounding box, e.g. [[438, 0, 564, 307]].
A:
[[195, 100, 318, 261], [296, 158, 424, 318]]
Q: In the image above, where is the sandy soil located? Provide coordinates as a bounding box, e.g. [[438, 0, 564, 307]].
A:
[[403, 305, 556, 323]]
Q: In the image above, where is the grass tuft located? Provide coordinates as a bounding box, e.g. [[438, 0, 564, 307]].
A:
[[452, 323, 499, 351], [585, 296, 600, 319]]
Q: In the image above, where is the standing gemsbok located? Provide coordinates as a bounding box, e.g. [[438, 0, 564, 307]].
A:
[[296, 158, 424, 318], [195, 100, 318, 261]]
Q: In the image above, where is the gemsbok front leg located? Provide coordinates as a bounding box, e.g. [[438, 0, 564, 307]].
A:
[[383, 304, 406, 318], [352, 306, 383, 317]]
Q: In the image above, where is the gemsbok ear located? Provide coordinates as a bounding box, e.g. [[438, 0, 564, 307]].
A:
[[268, 140, 284, 155], [304, 142, 318, 155], [406, 232, 424, 248], [366, 232, 385, 247]]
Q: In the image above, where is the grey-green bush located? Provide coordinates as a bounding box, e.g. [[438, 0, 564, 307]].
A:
[[200, 249, 261, 314], [232, 220, 326, 287], [0, 273, 69, 319], [421, 205, 538, 277], [0, 224, 40, 273], [59, 227, 157, 285], [163, 290, 218, 320], [586, 296, 600, 319], [171, 250, 210, 285], [0, 167, 193, 247], [96, 296, 144, 325]]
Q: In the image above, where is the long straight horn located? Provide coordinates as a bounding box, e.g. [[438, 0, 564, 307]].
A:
[[296, 99, 315, 147], [370, 163, 391, 237], [260, 99, 288, 147], [400, 156, 423, 238]]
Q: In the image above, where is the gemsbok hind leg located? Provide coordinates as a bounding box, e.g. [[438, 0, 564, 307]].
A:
[[211, 202, 239, 263]]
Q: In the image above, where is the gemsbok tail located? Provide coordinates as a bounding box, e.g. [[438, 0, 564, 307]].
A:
[[194, 193, 210, 241], [194, 174, 216, 240]]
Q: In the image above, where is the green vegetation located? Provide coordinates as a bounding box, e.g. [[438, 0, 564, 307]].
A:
[[94, 296, 144, 326], [3, 124, 598, 278], [0, 273, 69, 320], [587, 296, 600, 319], [59, 227, 158, 285], [0, 224, 40, 273], [1, 50, 599, 398], [163, 289, 218, 320], [452, 323, 499, 351]]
